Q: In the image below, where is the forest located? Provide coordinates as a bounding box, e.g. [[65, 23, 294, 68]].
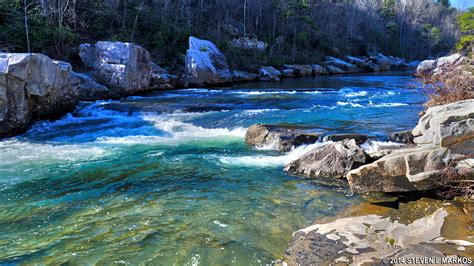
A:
[[0, 0, 464, 70]]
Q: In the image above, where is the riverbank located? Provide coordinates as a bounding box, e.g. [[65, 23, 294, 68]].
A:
[[275, 54, 474, 265], [0, 37, 418, 137]]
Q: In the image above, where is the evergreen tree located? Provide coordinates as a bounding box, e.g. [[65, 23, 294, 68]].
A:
[[457, 7, 474, 58]]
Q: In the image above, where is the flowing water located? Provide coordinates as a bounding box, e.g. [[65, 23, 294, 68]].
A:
[[0, 72, 426, 265]]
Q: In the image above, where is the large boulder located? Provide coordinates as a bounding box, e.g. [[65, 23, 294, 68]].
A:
[[412, 99, 474, 154], [373, 53, 392, 71], [231, 70, 258, 82], [347, 99, 474, 193], [322, 133, 371, 144], [185, 36, 232, 85], [416, 54, 469, 78], [311, 64, 329, 75], [245, 124, 323, 152], [282, 64, 313, 77], [347, 146, 451, 193], [323, 57, 359, 73], [149, 62, 176, 90], [388, 129, 414, 144], [0, 53, 78, 135], [258, 66, 281, 82], [285, 139, 369, 179], [79, 41, 152, 95], [345, 56, 369, 69], [71, 72, 119, 101]]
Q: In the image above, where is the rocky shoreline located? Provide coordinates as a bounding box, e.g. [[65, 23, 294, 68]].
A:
[[1, 36, 417, 137], [241, 54, 474, 264]]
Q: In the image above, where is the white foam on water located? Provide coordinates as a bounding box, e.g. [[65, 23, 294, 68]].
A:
[[368, 101, 408, 107], [336, 101, 364, 108], [361, 140, 406, 153], [213, 220, 228, 227], [0, 139, 108, 167], [219, 142, 328, 167], [233, 90, 321, 96], [344, 91, 368, 97]]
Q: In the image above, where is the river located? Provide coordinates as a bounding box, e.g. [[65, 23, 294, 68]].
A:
[[0, 71, 426, 264]]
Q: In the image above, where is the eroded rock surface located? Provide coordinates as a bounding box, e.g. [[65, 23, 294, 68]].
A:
[[245, 124, 323, 152], [0, 53, 78, 135], [285, 139, 369, 179], [79, 41, 153, 94], [185, 36, 232, 85]]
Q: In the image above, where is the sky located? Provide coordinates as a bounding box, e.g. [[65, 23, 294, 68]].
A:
[[451, 0, 474, 10]]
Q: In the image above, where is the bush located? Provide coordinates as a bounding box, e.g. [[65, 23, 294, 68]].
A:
[[424, 65, 474, 107]]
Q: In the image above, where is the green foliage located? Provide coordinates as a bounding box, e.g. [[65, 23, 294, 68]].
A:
[[456, 8, 474, 54], [382, 0, 396, 17]]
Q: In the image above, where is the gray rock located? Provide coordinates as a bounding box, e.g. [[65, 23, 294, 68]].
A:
[[324, 65, 345, 75], [389, 129, 414, 144], [258, 66, 281, 82], [345, 56, 369, 69], [231, 70, 258, 82], [185, 36, 232, 85], [285, 208, 459, 265], [245, 124, 323, 152], [323, 133, 371, 144], [71, 72, 119, 101], [281, 69, 295, 78], [416, 54, 469, 78], [311, 64, 329, 75], [282, 64, 313, 77], [412, 99, 474, 154], [176, 75, 205, 88], [0, 53, 78, 135], [285, 139, 369, 179], [373, 53, 392, 71], [79, 41, 152, 95], [347, 146, 451, 193], [324, 56, 359, 73]]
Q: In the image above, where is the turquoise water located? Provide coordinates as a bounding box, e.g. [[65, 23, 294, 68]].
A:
[[0, 72, 425, 264]]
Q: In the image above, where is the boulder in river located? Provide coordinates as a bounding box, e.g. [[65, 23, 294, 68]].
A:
[[323, 133, 371, 144], [245, 124, 323, 152], [416, 53, 469, 79], [285, 139, 369, 179], [282, 64, 313, 77], [345, 56, 369, 69], [323, 57, 359, 73], [79, 41, 152, 95], [281, 69, 295, 78], [347, 99, 474, 193], [372, 53, 392, 71], [231, 70, 258, 82], [71, 72, 119, 101], [185, 36, 232, 85], [311, 64, 329, 75], [258, 66, 281, 82], [0, 53, 78, 135]]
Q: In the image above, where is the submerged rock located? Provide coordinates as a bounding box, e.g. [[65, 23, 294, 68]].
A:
[[258, 66, 282, 82], [0, 53, 78, 135], [185, 36, 232, 85], [285, 198, 474, 265], [79, 41, 152, 94], [245, 124, 323, 152], [285, 139, 369, 179]]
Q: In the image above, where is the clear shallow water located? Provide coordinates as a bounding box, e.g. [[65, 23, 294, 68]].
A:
[[0, 72, 426, 264]]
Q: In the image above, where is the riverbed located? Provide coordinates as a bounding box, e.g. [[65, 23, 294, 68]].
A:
[[0, 71, 426, 264]]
